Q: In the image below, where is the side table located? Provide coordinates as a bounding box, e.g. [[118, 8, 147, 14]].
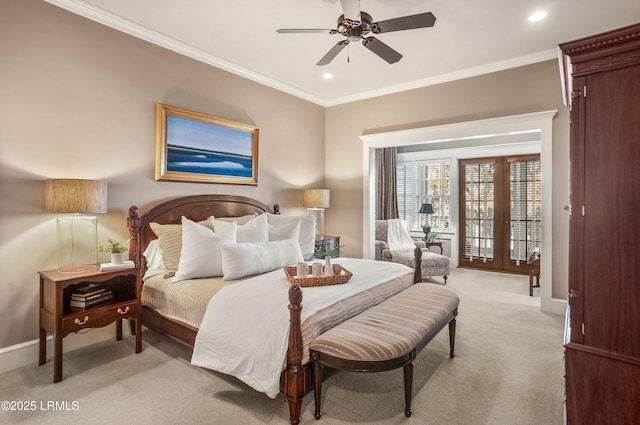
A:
[[314, 236, 341, 259], [38, 267, 142, 382], [425, 240, 444, 255]]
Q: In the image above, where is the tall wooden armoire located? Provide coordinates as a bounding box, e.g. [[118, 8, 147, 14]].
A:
[[559, 24, 640, 425]]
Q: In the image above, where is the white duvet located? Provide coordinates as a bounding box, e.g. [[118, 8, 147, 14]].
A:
[[190, 258, 412, 398]]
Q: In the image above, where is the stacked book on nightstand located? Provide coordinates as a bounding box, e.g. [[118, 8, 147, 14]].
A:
[[100, 260, 135, 272], [70, 283, 113, 308]]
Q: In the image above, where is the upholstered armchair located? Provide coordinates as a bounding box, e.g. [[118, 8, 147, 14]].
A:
[[375, 219, 450, 283]]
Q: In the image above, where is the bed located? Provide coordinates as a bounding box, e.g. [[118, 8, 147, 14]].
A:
[[126, 194, 421, 424]]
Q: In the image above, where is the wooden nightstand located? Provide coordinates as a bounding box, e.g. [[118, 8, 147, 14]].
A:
[[314, 236, 341, 259], [38, 267, 142, 382]]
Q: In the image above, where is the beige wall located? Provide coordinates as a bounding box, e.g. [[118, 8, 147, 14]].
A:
[[0, 0, 325, 348], [324, 60, 570, 301], [0, 1, 570, 351]]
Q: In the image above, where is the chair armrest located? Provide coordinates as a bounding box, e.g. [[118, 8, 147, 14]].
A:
[[375, 240, 388, 261]]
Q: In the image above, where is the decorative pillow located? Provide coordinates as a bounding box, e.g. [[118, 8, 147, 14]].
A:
[[211, 213, 268, 243], [213, 214, 257, 225], [268, 219, 301, 242], [266, 214, 316, 260], [172, 217, 237, 284], [220, 239, 303, 280], [142, 239, 166, 280], [149, 219, 212, 272]]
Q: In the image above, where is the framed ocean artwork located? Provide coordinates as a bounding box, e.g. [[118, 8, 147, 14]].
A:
[[155, 103, 259, 185]]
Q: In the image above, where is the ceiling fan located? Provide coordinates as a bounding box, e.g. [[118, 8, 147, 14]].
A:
[[276, 0, 436, 66]]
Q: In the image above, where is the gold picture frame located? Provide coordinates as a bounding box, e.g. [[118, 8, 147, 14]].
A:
[[155, 103, 259, 185]]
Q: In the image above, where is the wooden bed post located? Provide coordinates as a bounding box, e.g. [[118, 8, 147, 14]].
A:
[[127, 206, 141, 267], [414, 246, 423, 283], [126, 206, 142, 336], [285, 283, 304, 425]]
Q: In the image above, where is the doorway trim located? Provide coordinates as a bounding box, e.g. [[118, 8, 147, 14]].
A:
[[361, 110, 565, 314]]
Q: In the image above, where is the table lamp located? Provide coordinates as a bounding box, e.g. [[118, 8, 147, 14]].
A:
[[303, 189, 330, 237], [419, 202, 434, 239], [45, 179, 107, 273]]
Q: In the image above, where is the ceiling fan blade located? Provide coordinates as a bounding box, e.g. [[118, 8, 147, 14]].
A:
[[373, 12, 436, 33], [317, 40, 349, 66], [362, 37, 402, 64], [277, 29, 338, 34], [340, 0, 361, 24]]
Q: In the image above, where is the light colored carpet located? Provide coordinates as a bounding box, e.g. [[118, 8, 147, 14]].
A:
[[0, 268, 565, 425]]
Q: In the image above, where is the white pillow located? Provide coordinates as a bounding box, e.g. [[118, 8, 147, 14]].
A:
[[267, 214, 316, 260], [142, 239, 166, 280], [212, 213, 268, 243], [149, 219, 212, 273], [172, 216, 237, 284], [220, 239, 303, 280], [212, 214, 257, 225], [268, 219, 301, 242]]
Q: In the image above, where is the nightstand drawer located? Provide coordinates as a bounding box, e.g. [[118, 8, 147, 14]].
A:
[[63, 301, 137, 334]]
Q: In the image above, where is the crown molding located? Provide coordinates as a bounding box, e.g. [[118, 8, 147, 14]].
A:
[[45, 0, 556, 108], [325, 49, 558, 106], [44, 0, 327, 106]]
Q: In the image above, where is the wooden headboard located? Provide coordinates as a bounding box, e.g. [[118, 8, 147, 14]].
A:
[[127, 194, 278, 273]]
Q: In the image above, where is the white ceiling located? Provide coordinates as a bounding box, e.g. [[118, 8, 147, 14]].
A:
[[47, 0, 640, 106]]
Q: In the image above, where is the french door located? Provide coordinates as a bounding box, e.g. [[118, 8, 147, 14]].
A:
[[459, 155, 541, 274]]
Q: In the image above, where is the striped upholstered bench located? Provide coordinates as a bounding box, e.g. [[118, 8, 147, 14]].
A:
[[309, 283, 460, 419]]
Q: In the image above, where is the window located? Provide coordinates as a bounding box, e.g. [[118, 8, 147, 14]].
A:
[[397, 159, 451, 231]]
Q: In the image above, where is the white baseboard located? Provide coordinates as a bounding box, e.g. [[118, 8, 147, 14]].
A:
[[0, 323, 131, 375], [542, 297, 567, 316]]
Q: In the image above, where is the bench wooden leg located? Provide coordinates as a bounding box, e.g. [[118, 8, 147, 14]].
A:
[[313, 362, 323, 420], [403, 361, 414, 417], [288, 399, 302, 425], [449, 317, 457, 358]]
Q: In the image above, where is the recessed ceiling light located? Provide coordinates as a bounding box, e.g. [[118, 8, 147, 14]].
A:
[[529, 11, 547, 22], [322, 73, 334, 80]]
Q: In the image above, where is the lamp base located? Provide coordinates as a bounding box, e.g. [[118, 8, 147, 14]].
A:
[[422, 224, 431, 239], [56, 215, 98, 273], [307, 208, 325, 238], [58, 265, 99, 274]]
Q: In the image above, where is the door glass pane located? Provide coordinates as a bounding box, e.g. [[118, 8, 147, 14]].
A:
[[464, 162, 495, 261], [509, 159, 541, 263]]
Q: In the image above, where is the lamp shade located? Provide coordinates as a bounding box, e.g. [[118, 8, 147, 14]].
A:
[[303, 189, 330, 209], [45, 179, 107, 273], [419, 203, 435, 214], [45, 179, 108, 213]]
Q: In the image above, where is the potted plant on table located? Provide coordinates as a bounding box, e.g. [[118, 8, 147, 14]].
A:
[[426, 232, 441, 243], [99, 238, 131, 264]]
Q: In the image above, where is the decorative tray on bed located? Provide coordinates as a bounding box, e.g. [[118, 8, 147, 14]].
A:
[[283, 264, 352, 287]]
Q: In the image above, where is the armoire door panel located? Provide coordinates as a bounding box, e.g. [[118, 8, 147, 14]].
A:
[[582, 66, 640, 357], [566, 344, 640, 425], [568, 78, 586, 345]]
